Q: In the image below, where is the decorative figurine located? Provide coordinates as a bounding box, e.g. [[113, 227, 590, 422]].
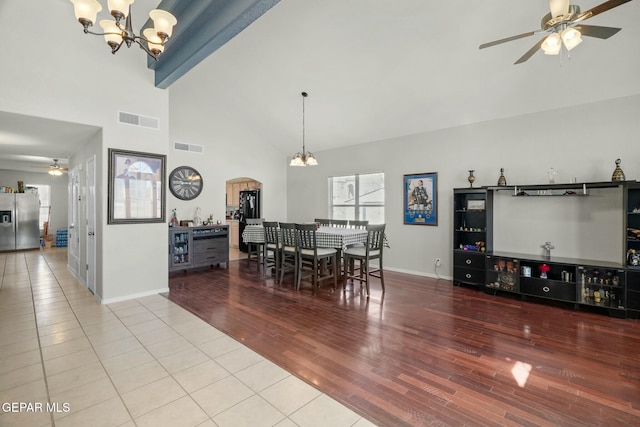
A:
[[170, 209, 179, 227], [193, 207, 202, 226], [497, 168, 507, 186], [468, 170, 475, 188], [612, 158, 625, 181], [541, 241, 554, 258]]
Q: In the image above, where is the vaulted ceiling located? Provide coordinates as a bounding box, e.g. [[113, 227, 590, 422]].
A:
[[167, 0, 640, 157], [1, 0, 638, 172]]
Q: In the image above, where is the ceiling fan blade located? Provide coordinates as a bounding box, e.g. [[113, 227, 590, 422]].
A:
[[578, 0, 632, 20], [514, 37, 546, 64], [575, 24, 622, 39], [479, 30, 538, 49]]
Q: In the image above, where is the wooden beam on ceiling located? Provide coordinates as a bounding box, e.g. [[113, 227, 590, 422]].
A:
[[149, 0, 281, 89]]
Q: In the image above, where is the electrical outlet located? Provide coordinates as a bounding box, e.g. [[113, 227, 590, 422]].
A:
[[435, 258, 441, 267]]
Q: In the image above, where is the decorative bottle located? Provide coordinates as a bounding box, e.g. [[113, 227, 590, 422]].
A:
[[497, 168, 507, 186], [612, 158, 625, 181]]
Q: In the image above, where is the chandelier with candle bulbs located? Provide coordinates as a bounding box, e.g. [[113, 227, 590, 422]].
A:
[[70, 0, 177, 60], [290, 92, 318, 167]]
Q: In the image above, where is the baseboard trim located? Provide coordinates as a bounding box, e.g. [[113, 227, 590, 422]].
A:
[[99, 288, 170, 305], [384, 266, 452, 281]]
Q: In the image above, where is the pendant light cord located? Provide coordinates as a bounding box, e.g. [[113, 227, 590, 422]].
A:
[[301, 92, 307, 155]]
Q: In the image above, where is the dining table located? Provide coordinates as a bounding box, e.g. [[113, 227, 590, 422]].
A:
[[241, 224, 368, 252]]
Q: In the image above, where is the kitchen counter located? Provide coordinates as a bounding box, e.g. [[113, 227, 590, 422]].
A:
[[227, 220, 239, 248]]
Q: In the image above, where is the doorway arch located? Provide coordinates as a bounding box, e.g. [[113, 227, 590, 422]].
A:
[[225, 177, 262, 260]]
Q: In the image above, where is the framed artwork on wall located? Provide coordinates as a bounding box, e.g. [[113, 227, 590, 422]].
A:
[[108, 148, 166, 224], [404, 172, 437, 225]]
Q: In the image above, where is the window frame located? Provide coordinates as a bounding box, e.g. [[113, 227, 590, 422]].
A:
[[328, 172, 384, 223]]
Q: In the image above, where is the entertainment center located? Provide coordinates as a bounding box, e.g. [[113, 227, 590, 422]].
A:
[[453, 181, 640, 318]]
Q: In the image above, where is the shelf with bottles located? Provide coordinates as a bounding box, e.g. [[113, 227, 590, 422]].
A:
[[173, 253, 190, 265], [627, 182, 640, 265], [576, 266, 624, 309], [518, 260, 575, 283], [485, 256, 519, 292], [173, 232, 189, 250], [170, 230, 191, 267]]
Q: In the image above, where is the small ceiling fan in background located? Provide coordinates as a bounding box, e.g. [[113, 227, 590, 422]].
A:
[[37, 159, 68, 176], [479, 0, 632, 64], [47, 159, 68, 176]]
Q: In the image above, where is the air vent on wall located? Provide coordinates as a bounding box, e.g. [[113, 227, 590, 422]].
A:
[[174, 141, 204, 154], [118, 111, 159, 130]]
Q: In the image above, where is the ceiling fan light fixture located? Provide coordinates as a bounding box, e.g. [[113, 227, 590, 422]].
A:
[[48, 168, 63, 177], [561, 27, 583, 50], [549, 0, 570, 18], [542, 33, 562, 55]]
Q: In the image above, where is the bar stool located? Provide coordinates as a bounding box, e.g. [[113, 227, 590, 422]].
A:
[[262, 221, 281, 279], [246, 218, 264, 271], [343, 223, 386, 296], [279, 222, 298, 284], [295, 223, 337, 294]]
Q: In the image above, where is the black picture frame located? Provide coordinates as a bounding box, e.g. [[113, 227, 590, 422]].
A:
[[108, 148, 166, 224], [403, 172, 437, 226]]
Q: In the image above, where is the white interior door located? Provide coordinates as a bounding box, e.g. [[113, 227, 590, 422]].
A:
[[68, 167, 80, 276], [86, 157, 96, 295]]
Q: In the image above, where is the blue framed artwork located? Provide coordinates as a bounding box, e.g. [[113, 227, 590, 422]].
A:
[[404, 172, 437, 225]]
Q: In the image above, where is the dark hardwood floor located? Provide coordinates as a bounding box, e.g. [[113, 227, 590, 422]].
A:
[[168, 260, 640, 426]]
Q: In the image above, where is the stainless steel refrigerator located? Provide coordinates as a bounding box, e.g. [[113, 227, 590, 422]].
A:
[[0, 193, 40, 251]]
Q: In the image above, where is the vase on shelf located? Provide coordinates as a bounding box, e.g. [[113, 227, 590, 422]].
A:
[[497, 168, 507, 186], [612, 158, 625, 181], [468, 170, 475, 188]]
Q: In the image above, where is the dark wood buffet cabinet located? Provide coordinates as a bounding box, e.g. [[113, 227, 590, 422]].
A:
[[169, 225, 229, 273], [453, 181, 640, 318]]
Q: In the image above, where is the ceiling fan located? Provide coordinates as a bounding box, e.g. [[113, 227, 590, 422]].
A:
[[30, 159, 69, 175], [46, 159, 68, 176], [479, 0, 632, 64]]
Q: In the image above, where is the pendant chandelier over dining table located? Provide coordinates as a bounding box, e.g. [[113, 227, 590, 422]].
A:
[[69, 0, 177, 60], [290, 92, 318, 167]]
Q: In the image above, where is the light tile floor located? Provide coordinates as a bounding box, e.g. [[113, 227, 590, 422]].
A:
[[0, 249, 375, 427]]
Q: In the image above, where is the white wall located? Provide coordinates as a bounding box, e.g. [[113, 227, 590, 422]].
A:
[[0, 1, 171, 302], [287, 94, 640, 278], [167, 64, 289, 227], [0, 170, 67, 234], [493, 188, 623, 263]]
